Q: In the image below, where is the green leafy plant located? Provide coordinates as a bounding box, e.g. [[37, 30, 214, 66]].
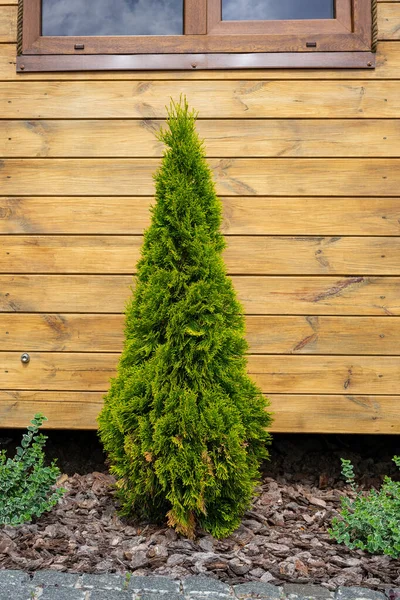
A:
[[329, 456, 400, 558], [99, 97, 272, 539], [0, 414, 65, 526]]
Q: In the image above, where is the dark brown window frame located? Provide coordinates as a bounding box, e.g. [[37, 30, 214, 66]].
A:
[[17, 0, 376, 72]]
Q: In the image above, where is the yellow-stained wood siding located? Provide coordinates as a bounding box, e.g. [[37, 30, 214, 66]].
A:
[[1, 197, 399, 235], [3, 119, 400, 158], [2, 235, 400, 275], [1, 2, 400, 433], [1, 314, 400, 355], [2, 159, 400, 196], [2, 82, 400, 118]]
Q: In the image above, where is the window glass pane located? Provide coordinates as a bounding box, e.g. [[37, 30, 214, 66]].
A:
[[222, 0, 334, 21], [42, 0, 183, 35]]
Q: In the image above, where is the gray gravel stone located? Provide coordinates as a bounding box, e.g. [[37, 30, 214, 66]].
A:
[[32, 570, 81, 588], [129, 576, 180, 594], [0, 570, 30, 585], [234, 582, 282, 599], [79, 573, 126, 591], [182, 576, 232, 597], [284, 585, 332, 599], [335, 588, 386, 600], [39, 588, 87, 600]]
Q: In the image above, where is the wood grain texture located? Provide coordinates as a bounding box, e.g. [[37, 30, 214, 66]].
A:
[[1, 391, 398, 433], [1, 159, 399, 196], [267, 394, 400, 434], [1, 197, 399, 236], [378, 2, 400, 39], [0, 5, 15, 42], [246, 316, 400, 355], [249, 355, 400, 394], [0, 391, 103, 429], [2, 235, 400, 275], [2, 0, 400, 435], [1, 275, 399, 315], [2, 42, 400, 80], [1, 81, 400, 118], [2, 119, 400, 158], [1, 352, 399, 393], [2, 313, 400, 355], [185, 0, 207, 34]]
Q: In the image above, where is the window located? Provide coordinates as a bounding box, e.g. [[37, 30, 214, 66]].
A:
[[17, 0, 376, 72]]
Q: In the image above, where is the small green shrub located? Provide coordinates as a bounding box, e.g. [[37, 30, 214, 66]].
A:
[[329, 456, 400, 558], [0, 414, 65, 526]]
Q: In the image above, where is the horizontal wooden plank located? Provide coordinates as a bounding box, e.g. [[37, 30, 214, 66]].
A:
[[2, 42, 400, 81], [0, 391, 103, 429], [268, 394, 400, 434], [249, 355, 400, 394], [378, 3, 400, 40], [0, 6, 15, 42], [2, 235, 400, 275], [1, 81, 400, 119], [1, 275, 399, 315], [0, 390, 399, 433], [0, 352, 119, 390], [2, 314, 400, 355], [3, 119, 400, 158], [1, 352, 399, 393], [1, 159, 399, 196], [1, 197, 399, 236], [246, 316, 400, 355]]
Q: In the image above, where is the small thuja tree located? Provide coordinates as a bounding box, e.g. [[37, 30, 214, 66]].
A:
[[99, 98, 272, 539]]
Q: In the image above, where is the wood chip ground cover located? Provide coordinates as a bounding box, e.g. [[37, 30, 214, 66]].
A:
[[0, 435, 399, 589]]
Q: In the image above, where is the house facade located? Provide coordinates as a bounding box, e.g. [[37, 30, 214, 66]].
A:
[[0, 0, 399, 433]]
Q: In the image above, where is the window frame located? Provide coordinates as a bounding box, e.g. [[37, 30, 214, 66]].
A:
[[17, 0, 376, 72]]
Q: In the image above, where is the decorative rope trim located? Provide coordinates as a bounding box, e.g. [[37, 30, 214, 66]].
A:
[[371, 0, 378, 53], [15, 0, 379, 58], [17, 0, 23, 56]]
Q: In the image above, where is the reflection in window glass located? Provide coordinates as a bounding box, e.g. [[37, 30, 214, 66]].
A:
[[42, 0, 183, 35], [222, 0, 334, 21]]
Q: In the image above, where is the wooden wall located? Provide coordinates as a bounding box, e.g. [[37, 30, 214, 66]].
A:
[[1, 0, 400, 433]]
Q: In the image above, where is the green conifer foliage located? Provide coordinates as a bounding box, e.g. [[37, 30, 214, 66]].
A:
[[98, 98, 272, 539]]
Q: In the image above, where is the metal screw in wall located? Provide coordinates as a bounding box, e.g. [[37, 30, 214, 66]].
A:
[[21, 353, 30, 364]]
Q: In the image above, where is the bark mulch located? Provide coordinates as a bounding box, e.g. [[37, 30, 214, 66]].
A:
[[0, 434, 399, 590]]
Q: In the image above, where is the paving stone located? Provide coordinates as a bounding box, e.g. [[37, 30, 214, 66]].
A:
[[0, 570, 30, 585], [32, 570, 81, 589], [284, 585, 332, 599], [0, 583, 36, 600], [336, 588, 386, 600], [139, 594, 185, 600], [234, 582, 282, 599], [182, 576, 233, 597], [129, 576, 180, 594], [90, 590, 132, 600], [39, 588, 87, 600], [79, 573, 126, 591]]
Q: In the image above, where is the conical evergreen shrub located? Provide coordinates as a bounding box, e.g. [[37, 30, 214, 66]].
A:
[[98, 98, 272, 539]]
